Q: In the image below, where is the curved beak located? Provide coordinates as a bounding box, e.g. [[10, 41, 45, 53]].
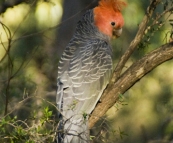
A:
[[112, 28, 122, 39]]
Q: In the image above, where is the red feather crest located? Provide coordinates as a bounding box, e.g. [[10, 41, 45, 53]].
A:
[[98, 0, 126, 12]]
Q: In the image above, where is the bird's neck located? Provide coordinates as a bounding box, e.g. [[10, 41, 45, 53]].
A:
[[74, 9, 110, 42]]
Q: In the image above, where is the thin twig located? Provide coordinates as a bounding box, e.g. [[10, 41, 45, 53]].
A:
[[111, 0, 162, 83]]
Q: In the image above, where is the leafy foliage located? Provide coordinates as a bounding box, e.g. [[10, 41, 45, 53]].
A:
[[0, 106, 57, 143]]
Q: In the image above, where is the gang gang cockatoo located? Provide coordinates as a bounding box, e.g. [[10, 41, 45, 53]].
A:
[[56, 0, 126, 142]]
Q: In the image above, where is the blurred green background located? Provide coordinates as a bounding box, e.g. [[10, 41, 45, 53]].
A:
[[0, 0, 173, 142]]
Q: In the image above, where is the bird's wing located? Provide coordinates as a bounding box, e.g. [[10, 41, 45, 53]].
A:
[[56, 39, 113, 142], [57, 39, 112, 116]]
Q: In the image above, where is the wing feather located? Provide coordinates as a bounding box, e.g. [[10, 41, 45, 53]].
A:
[[57, 39, 112, 116]]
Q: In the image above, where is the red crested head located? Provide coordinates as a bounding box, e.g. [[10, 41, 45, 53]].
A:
[[94, 0, 126, 38]]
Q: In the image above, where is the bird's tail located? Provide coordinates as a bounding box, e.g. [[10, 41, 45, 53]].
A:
[[56, 81, 90, 142], [57, 114, 90, 143]]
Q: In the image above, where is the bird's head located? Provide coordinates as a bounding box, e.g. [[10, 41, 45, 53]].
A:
[[94, 0, 126, 38]]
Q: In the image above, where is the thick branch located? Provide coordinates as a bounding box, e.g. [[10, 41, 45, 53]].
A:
[[89, 42, 173, 128]]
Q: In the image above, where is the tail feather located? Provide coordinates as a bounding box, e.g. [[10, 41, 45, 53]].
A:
[[63, 115, 89, 143], [57, 115, 89, 143], [56, 81, 89, 143]]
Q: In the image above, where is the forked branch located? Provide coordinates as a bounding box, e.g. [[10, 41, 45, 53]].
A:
[[111, 0, 162, 82]]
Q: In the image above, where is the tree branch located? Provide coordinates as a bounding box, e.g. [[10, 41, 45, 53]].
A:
[[89, 41, 173, 128], [111, 0, 161, 82]]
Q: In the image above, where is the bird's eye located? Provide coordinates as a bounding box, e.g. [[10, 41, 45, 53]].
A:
[[111, 22, 115, 26]]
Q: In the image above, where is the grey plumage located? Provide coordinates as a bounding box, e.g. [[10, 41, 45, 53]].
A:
[[56, 9, 113, 143]]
